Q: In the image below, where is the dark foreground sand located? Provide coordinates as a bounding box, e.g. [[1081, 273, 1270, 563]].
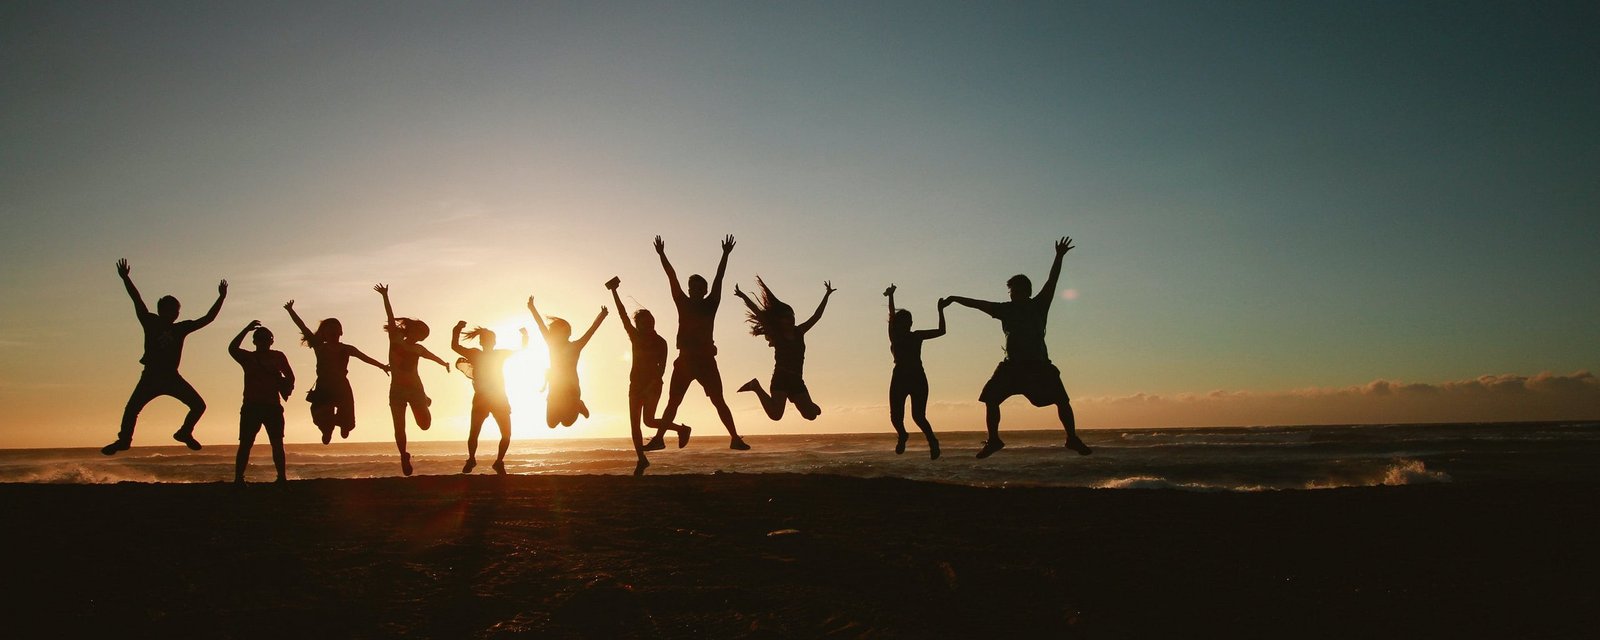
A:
[[3, 475, 1597, 638]]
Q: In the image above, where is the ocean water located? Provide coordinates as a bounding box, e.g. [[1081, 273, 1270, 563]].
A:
[[3, 422, 1597, 490]]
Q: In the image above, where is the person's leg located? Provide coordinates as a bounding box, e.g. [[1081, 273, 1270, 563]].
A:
[[168, 376, 206, 450], [390, 399, 408, 455], [641, 380, 689, 448], [235, 412, 258, 483], [741, 377, 788, 421], [336, 386, 356, 439], [699, 362, 744, 446], [311, 394, 335, 444], [628, 389, 648, 473], [910, 382, 939, 460], [110, 376, 162, 451], [412, 396, 432, 430], [465, 402, 486, 473], [792, 382, 821, 421], [977, 402, 1005, 458], [492, 406, 512, 474], [650, 363, 694, 448], [889, 382, 910, 453], [266, 410, 287, 482], [1058, 401, 1092, 455]]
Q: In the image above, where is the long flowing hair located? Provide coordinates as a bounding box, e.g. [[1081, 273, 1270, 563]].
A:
[[744, 276, 796, 345], [305, 318, 342, 346], [461, 326, 495, 345]]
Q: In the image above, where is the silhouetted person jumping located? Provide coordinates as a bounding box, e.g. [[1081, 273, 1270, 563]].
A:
[[375, 284, 450, 476], [103, 259, 226, 455], [647, 234, 748, 450], [284, 300, 390, 444], [608, 277, 690, 475], [229, 320, 294, 484], [734, 278, 834, 421], [884, 284, 947, 459], [528, 295, 607, 428], [945, 237, 1091, 458], [453, 321, 525, 474]]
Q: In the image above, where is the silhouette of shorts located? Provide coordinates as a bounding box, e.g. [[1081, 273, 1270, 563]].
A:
[[389, 383, 431, 408], [979, 360, 1069, 406], [629, 378, 663, 402], [239, 402, 286, 441], [672, 351, 724, 395]]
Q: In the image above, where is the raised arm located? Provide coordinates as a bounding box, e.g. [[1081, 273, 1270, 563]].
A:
[[374, 283, 398, 338], [116, 259, 150, 317], [654, 236, 686, 302], [609, 285, 636, 337], [917, 299, 950, 340], [526, 296, 550, 338], [347, 345, 391, 375], [284, 300, 319, 346], [229, 320, 258, 358], [451, 321, 472, 358], [576, 306, 609, 348], [1038, 236, 1074, 303], [413, 344, 451, 370], [945, 295, 1002, 316], [884, 284, 897, 333], [708, 234, 735, 305], [193, 279, 228, 328], [731, 283, 761, 316], [797, 281, 836, 333]]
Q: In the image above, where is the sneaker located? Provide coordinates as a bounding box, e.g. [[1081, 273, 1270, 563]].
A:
[[634, 458, 650, 477], [401, 452, 413, 476], [100, 440, 130, 456], [894, 434, 908, 455], [173, 431, 202, 451], [492, 460, 506, 475], [729, 437, 751, 451], [677, 425, 692, 448], [976, 439, 1005, 459], [642, 436, 667, 452], [737, 379, 760, 393], [1066, 436, 1093, 456], [462, 458, 477, 474], [929, 438, 941, 461]]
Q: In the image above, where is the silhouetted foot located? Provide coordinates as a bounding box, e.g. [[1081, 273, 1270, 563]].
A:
[[729, 436, 751, 451], [895, 434, 908, 455], [275, 476, 287, 485], [462, 458, 477, 474], [737, 378, 760, 393], [928, 438, 941, 460], [677, 425, 692, 448], [319, 427, 333, 445], [634, 458, 649, 476], [492, 460, 506, 475], [1066, 436, 1093, 456], [232, 477, 245, 487], [339, 425, 353, 439], [976, 439, 1005, 459], [100, 440, 130, 456], [401, 452, 413, 476], [419, 422, 429, 431], [173, 431, 202, 451], [643, 435, 667, 451]]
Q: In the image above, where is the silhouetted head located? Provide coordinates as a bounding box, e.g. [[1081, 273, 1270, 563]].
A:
[[385, 317, 430, 343], [156, 296, 180, 322], [634, 309, 656, 333], [463, 326, 497, 349], [252, 327, 274, 349], [687, 274, 708, 299], [745, 277, 797, 344], [891, 309, 913, 334], [1007, 275, 1032, 302], [306, 318, 342, 346], [548, 317, 572, 341]]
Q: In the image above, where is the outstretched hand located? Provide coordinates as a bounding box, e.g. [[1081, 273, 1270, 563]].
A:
[[733, 283, 748, 299], [823, 280, 836, 296], [374, 283, 388, 296], [938, 297, 952, 309], [283, 300, 295, 311], [883, 284, 896, 297], [1056, 236, 1075, 256], [454, 320, 468, 331], [116, 259, 131, 278], [653, 235, 665, 255], [526, 296, 537, 312], [218, 279, 228, 296], [519, 327, 529, 338], [245, 319, 262, 330], [442, 360, 452, 372], [598, 306, 609, 318], [721, 234, 736, 253]]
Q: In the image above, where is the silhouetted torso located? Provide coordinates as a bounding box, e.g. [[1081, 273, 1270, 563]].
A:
[[140, 316, 200, 371], [468, 349, 513, 402], [389, 342, 422, 389], [675, 297, 718, 353], [311, 342, 352, 378], [233, 350, 291, 405], [988, 297, 1051, 362], [889, 331, 925, 368], [772, 334, 806, 376], [632, 332, 668, 383]]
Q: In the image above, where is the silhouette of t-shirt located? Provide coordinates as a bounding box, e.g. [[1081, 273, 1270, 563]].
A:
[[772, 334, 806, 377], [674, 297, 718, 353], [546, 336, 582, 379], [389, 340, 423, 390], [467, 349, 513, 402], [986, 297, 1051, 362], [139, 316, 200, 372], [308, 340, 352, 379], [233, 349, 292, 405], [889, 332, 925, 368], [631, 332, 668, 384]]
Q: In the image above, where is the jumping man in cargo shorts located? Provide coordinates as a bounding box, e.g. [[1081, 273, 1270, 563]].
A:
[[944, 237, 1092, 459]]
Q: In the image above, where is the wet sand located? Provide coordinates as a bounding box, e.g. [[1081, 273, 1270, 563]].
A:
[[3, 474, 1597, 638]]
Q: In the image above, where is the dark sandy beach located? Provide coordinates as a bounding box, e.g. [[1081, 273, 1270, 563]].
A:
[[4, 475, 1596, 638]]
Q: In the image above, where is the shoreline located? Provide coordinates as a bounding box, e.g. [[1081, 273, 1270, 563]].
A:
[[5, 474, 1597, 637]]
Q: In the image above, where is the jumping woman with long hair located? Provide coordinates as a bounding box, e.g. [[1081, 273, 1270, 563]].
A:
[[452, 321, 526, 474], [284, 300, 390, 444], [527, 295, 606, 428], [884, 284, 947, 459], [733, 278, 835, 421], [374, 284, 450, 476]]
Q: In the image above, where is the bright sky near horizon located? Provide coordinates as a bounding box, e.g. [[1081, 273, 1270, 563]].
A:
[[2, 1, 1597, 449]]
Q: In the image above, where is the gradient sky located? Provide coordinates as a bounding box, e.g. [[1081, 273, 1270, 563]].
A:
[[3, 1, 1597, 449]]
